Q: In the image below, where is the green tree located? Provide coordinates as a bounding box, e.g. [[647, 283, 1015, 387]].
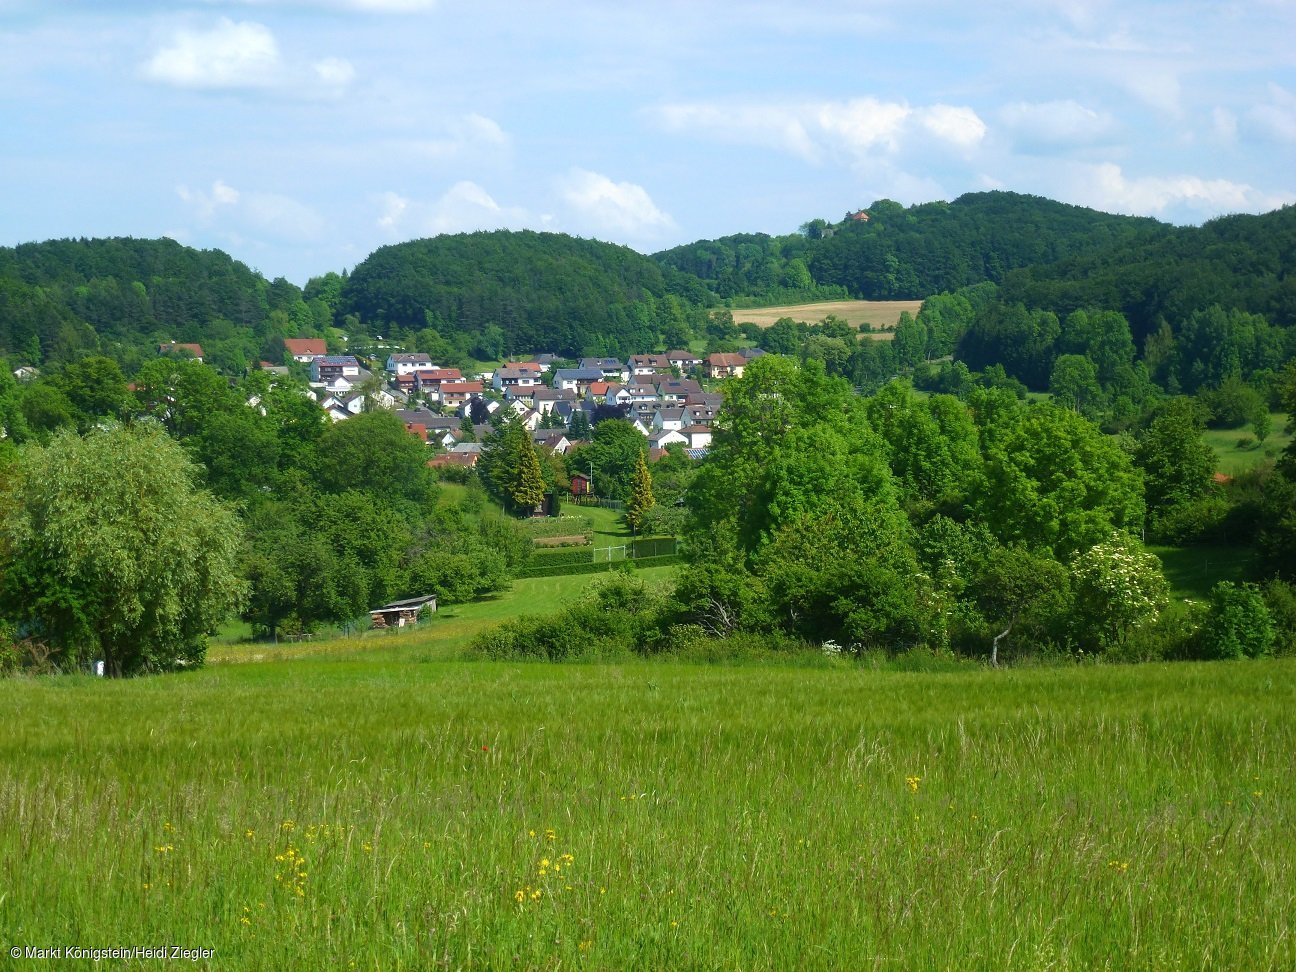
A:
[[1049, 354, 1103, 416], [315, 411, 434, 504], [1070, 533, 1169, 649], [512, 434, 547, 513], [585, 419, 648, 501], [625, 451, 655, 533], [50, 356, 131, 429], [0, 425, 246, 675], [1201, 582, 1275, 659], [973, 397, 1145, 557], [1134, 398, 1215, 530], [971, 545, 1070, 666]]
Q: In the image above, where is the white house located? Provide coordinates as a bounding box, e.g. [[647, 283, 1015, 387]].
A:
[[386, 352, 433, 375]]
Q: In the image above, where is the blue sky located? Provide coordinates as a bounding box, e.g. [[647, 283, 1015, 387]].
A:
[[2, 0, 1293, 284]]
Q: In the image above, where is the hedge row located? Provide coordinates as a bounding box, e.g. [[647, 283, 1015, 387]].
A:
[[517, 554, 683, 579], [520, 515, 596, 539], [528, 547, 597, 569]]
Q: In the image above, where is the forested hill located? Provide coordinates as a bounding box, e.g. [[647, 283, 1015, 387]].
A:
[[654, 191, 1166, 301], [339, 231, 711, 357], [0, 237, 321, 370], [998, 203, 1296, 341]]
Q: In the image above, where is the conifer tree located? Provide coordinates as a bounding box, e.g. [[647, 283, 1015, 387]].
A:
[[625, 450, 655, 534], [512, 434, 547, 514]]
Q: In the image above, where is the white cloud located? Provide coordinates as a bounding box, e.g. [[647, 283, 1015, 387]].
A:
[[560, 169, 675, 237], [1245, 84, 1296, 144], [176, 179, 240, 219], [999, 99, 1116, 151], [337, 0, 436, 9], [1212, 107, 1238, 143], [313, 57, 356, 87], [394, 114, 511, 161], [177, 179, 326, 243], [142, 18, 354, 96], [376, 191, 408, 230], [143, 19, 281, 89], [1068, 162, 1293, 217], [652, 96, 987, 165], [914, 105, 988, 150], [214, 0, 436, 10], [375, 181, 531, 237]]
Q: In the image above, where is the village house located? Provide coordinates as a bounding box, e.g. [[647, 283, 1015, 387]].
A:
[[685, 402, 719, 425], [707, 352, 747, 379], [625, 382, 659, 404], [655, 377, 703, 403], [438, 381, 484, 409], [310, 355, 361, 384], [159, 342, 204, 362], [493, 367, 542, 393], [667, 349, 703, 371], [648, 429, 688, 450], [428, 451, 479, 470], [681, 424, 713, 449], [652, 407, 687, 433], [283, 338, 327, 363], [385, 352, 433, 375], [395, 367, 463, 396], [533, 429, 571, 454], [527, 353, 559, 371], [503, 361, 544, 376], [553, 367, 604, 393], [628, 353, 673, 377], [531, 386, 578, 414], [579, 357, 630, 383]]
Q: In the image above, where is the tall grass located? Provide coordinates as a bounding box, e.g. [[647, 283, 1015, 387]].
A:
[[1, 658, 1293, 968]]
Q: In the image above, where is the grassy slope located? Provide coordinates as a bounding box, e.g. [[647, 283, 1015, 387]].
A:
[[1203, 412, 1290, 475], [1149, 544, 1254, 600], [209, 566, 679, 665], [1, 657, 1292, 969]]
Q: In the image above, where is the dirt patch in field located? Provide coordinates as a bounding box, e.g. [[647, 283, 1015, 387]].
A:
[[533, 535, 591, 547]]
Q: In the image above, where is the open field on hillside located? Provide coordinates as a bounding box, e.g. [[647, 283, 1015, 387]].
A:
[[1150, 544, 1254, 600], [730, 299, 923, 333], [209, 565, 680, 665], [1204, 412, 1290, 475], [1, 656, 1292, 969]]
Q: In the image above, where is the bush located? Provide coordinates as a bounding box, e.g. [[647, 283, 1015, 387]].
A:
[[1150, 496, 1231, 544], [1200, 582, 1275, 659], [529, 547, 595, 569], [519, 515, 595, 539], [659, 627, 818, 664], [469, 571, 667, 660], [1263, 579, 1296, 656], [1107, 599, 1206, 662]]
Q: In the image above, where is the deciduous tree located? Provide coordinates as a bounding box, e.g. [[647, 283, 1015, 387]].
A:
[[0, 425, 246, 675]]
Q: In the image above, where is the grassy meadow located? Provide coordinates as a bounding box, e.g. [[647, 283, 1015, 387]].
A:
[[1, 652, 1293, 970], [729, 299, 923, 334], [1203, 412, 1290, 475]]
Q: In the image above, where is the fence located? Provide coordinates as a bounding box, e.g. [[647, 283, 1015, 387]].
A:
[[592, 537, 678, 562], [520, 537, 680, 577], [568, 495, 625, 511]]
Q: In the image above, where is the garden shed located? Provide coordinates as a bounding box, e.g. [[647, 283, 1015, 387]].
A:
[[369, 594, 438, 629]]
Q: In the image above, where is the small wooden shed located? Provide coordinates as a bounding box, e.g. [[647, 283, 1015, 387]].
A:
[[370, 594, 438, 629]]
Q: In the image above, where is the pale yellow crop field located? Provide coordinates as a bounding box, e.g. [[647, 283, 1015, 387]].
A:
[[731, 299, 924, 335]]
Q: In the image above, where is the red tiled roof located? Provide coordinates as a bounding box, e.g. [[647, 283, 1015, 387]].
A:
[[284, 338, 327, 355]]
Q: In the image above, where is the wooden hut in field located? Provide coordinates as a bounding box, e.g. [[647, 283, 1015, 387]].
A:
[[370, 594, 437, 629]]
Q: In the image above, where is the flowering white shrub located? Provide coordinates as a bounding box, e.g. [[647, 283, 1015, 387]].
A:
[[1071, 533, 1170, 648]]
